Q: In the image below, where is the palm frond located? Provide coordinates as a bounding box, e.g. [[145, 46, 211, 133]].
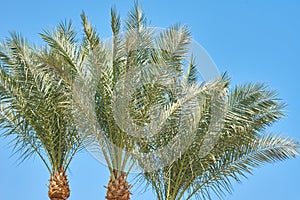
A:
[[125, 1, 147, 32], [185, 55, 198, 85], [81, 11, 100, 50], [224, 83, 286, 145], [39, 20, 81, 76], [154, 24, 191, 70], [187, 135, 299, 200]]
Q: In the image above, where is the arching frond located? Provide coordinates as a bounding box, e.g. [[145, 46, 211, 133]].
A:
[[187, 135, 299, 200], [39, 20, 83, 78], [154, 24, 191, 69]]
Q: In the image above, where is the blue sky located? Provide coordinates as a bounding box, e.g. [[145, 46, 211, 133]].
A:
[[0, 0, 299, 199]]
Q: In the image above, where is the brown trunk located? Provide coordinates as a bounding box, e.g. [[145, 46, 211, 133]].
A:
[[48, 168, 70, 200], [105, 170, 131, 200]]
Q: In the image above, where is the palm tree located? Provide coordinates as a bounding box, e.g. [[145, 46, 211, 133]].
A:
[[55, 3, 198, 199], [0, 26, 85, 200], [142, 67, 299, 199], [78, 4, 204, 199], [83, 4, 150, 199]]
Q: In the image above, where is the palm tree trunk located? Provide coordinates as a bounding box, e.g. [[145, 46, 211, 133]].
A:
[[48, 168, 70, 200], [105, 170, 131, 200]]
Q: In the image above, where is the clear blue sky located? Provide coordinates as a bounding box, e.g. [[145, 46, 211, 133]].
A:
[[0, 0, 299, 199]]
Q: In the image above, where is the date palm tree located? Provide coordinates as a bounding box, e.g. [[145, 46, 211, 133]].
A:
[[79, 5, 152, 199], [77, 4, 205, 199], [142, 64, 300, 200], [0, 26, 85, 200]]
